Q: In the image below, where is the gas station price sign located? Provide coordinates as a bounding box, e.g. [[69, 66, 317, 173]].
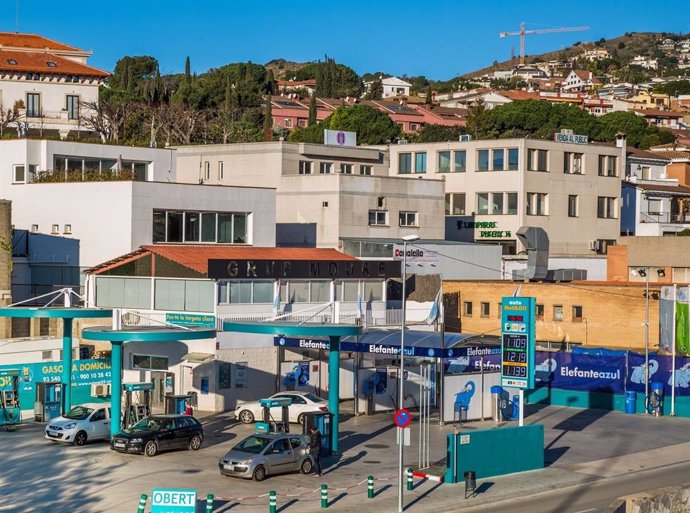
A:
[[501, 297, 536, 389]]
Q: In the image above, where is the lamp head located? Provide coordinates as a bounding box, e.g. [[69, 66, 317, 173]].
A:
[[402, 235, 420, 242], [637, 268, 647, 278]]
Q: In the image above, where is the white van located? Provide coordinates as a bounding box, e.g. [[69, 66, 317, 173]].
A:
[[44, 403, 111, 446]]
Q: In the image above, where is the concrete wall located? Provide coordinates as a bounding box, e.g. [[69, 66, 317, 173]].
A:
[[504, 256, 608, 281], [608, 484, 690, 513]]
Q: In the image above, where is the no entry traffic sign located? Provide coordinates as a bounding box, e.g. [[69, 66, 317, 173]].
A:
[[394, 408, 412, 428]]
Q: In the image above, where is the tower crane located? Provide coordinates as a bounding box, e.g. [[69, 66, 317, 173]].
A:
[[499, 23, 590, 66]]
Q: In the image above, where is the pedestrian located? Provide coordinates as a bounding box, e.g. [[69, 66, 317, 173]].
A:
[[308, 425, 322, 476], [184, 401, 193, 416]]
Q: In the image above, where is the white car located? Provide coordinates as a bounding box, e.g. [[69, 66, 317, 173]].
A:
[[44, 403, 111, 446], [235, 392, 328, 425]]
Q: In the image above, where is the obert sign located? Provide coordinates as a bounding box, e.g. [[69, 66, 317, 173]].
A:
[[151, 488, 197, 513]]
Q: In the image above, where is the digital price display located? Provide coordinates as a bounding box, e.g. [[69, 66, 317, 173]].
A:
[[500, 297, 536, 389]]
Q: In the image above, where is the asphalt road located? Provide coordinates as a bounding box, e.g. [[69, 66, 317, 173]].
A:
[[458, 460, 690, 513]]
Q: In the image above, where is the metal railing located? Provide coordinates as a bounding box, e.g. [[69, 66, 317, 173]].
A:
[[640, 211, 690, 224]]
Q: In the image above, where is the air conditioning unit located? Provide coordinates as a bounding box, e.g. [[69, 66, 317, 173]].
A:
[[397, 139, 408, 144], [459, 134, 472, 142], [91, 383, 111, 397], [589, 240, 600, 251]]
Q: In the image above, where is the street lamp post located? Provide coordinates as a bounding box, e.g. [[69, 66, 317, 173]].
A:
[[398, 234, 419, 513], [644, 269, 650, 412]]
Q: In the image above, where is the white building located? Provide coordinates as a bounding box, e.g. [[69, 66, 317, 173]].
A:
[[0, 32, 108, 138], [1, 139, 276, 269], [562, 70, 601, 92], [381, 137, 626, 256], [631, 55, 659, 70], [364, 76, 412, 98], [174, 142, 445, 248]]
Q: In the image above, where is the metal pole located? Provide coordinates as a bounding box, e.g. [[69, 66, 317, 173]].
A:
[[398, 240, 408, 513], [645, 270, 650, 414], [518, 389, 524, 427], [61, 317, 73, 413], [418, 365, 422, 468], [110, 341, 123, 439], [671, 284, 677, 416]]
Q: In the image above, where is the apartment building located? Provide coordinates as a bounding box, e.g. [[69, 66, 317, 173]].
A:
[[384, 137, 625, 255], [174, 142, 445, 248]]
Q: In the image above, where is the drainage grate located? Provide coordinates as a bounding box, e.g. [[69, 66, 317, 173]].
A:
[[364, 444, 390, 449]]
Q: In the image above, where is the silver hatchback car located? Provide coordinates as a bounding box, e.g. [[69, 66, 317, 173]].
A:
[[219, 433, 312, 481]]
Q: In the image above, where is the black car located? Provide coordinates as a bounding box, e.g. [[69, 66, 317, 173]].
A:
[[110, 415, 204, 457]]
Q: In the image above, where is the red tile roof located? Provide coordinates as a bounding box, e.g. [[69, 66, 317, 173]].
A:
[[0, 32, 80, 51], [498, 90, 540, 101], [0, 49, 108, 77], [89, 245, 358, 276], [632, 108, 684, 118]]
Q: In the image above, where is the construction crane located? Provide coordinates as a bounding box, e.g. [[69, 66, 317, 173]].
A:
[[499, 22, 590, 65]]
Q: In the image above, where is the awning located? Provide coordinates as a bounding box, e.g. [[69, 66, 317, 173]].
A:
[[274, 330, 499, 358], [181, 352, 214, 363]]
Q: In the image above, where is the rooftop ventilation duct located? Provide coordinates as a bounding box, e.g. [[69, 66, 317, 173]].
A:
[[515, 226, 549, 280]]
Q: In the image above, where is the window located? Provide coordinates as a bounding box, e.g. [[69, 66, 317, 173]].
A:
[[597, 196, 617, 219], [598, 155, 617, 177], [298, 160, 312, 175], [477, 193, 489, 215], [368, 210, 388, 226], [131, 354, 169, 370], [491, 193, 503, 215], [64, 224, 72, 234], [218, 161, 224, 180], [568, 195, 578, 217], [564, 152, 583, 174], [463, 301, 473, 317], [414, 152, 427, 173], [359, 165, 372, 175], [153, 209, 249, 244], [454, 150, 467, 172], [506, 193, 518, 215], [399, 211, 418, 227], [204, 161, 210, 180], [42, 350, 52, 360], [31, 224, 38, 233], [47, 61, 57, 68], [399, 153, 412, 174], [219, 280, 274, 304], [553, 305, 563, 321], [319, 162, 333, 174], [527, 149, 548, 171], [478, 149, 489, 171], [536, 304, 544, 320], [340, 163, 353, 174], [7, 59, 16, 65], [297, 119, 307, 128], [26, 93, 40, 117], [445, 193, 466, 215], [492, 149, 504, 171], [284, 119, 293, 128], [526, 193, 548, 216], [481, 302, 490, 317], [507, 148, 519, 170], [66, 95, 79, 120], [573, 153, 583, 174], [13, 165, 25, 183], [51, 224, 59, 234], [438, 151, 451, 173], [572, 305, 583, 322], [377, 196, 385, 208]]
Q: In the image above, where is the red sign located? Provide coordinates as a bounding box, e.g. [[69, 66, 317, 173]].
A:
[[394, 408, 412, 428]]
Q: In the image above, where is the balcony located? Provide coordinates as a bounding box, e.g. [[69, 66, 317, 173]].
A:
[[640, 212, 690, 224]]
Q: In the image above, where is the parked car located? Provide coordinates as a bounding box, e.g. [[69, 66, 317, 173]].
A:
[[219, 433, 312, 481], [235, 391, 328, 425], [44, 403, 111, 446], [110, 414, 204, 457]]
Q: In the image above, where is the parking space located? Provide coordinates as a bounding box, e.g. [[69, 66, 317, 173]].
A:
[[4, 405, 690, 512]]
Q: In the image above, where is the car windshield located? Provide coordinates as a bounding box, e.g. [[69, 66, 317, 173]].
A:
[[233, 436, 272, 454], [131, 417, 165, 431], [303, 393, 325, 403], [64, 406, 94, 420]]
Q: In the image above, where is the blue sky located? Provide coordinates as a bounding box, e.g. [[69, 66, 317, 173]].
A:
[[9, 0, 690, 80]]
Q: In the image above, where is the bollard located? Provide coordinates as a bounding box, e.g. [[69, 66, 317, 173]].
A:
[[367, 475, 374, 499], [321, 484, 328, 509], [269, 490, 277, 513], [206, 493, 214, 513], [136, 494, 147, 513], [406, 468, 413, 491]]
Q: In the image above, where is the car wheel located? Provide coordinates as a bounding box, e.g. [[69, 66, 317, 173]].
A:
[[297, 413, 305, 425], [74, 431, 87, 447], [253, 465, 267, 481], [188, 435, 202, 451], [239, 410, 254, 424], [144, 441, 158, 457], [300, 458, 313, 474]]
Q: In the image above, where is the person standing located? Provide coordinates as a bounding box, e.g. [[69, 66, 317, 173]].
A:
[[309, 425, 322, 476], [184, 401, 193, 416]]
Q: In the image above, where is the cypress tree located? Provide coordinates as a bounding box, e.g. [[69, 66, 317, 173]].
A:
[[184, 56, 191, 84], [263, 98, 273, 141], [308, 94, 317, 126], [425, 85, 432, 104]]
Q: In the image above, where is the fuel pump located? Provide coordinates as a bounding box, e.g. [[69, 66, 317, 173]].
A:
[[35, 382, 63, 422], [0, 370, 21, 427], [256, 397, 291, 434], [123, 382, 154, 428]]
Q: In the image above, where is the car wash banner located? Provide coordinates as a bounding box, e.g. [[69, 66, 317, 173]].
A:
[[444, 348, 502, 374], [531, 350, 627, 392]]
